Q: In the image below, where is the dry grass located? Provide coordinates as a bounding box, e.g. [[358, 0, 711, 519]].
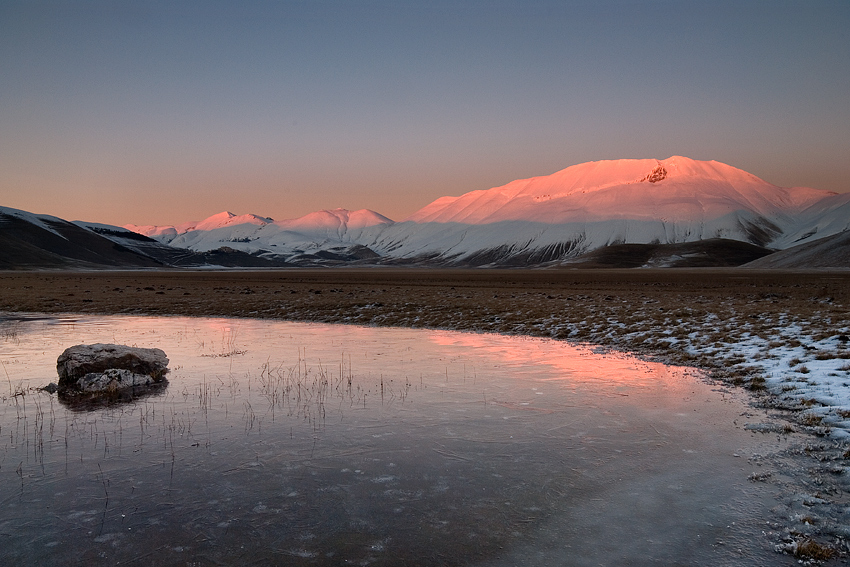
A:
[[799, 413, 825, 427], [794, 538, 836, 561], [747, 375, 768, 391]]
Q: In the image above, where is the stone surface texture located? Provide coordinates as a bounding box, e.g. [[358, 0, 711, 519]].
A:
[[57, 343, 169, 393]]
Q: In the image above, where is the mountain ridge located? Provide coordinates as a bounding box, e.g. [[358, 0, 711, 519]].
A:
[[103, 156, 850, 267], [3, 157, 848, 269], [405, 156, 832, 225]]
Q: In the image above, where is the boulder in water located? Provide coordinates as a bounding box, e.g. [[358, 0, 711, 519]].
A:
[[56, 343, 169, 393]]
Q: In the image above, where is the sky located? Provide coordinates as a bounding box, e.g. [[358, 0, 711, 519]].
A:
[[1, 0, 848, 226]]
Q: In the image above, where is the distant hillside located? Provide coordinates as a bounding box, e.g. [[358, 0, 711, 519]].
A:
[[560, 239, 773, 269], [0, 207, 165, 269], [125, 208, 393, 265], [743, 231, 850, 269], [0, 207, 291, 270]]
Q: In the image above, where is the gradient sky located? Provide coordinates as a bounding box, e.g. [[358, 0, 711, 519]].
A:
[[1, 0, 848, 226]]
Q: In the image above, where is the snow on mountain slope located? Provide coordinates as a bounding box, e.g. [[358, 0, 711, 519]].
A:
[[0, 205, 71, 239], [771, 192, 850, 249], [123, 224, 181, 243], [251, 209, 393, 260], [116, 157, 842, 267], [369, 157, 836, 264], [280, 208, 393, 238], [406, 157, 829, 225], [124, 208, 394, 260], [193, 211, 273, 231], [744, 230, 850, 269], [73, 220, 187, 260], [72, 220, 294, 267], [0, 207, 166, 269], [369, 212, 775, 265], [125, 212, 272, 244]]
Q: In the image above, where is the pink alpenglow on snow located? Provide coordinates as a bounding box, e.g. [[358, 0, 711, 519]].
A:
[[119, 157, 846, 264], [124, 208, 393, 253], [282, 209, 394, 232], [405, 156, 833, 225]]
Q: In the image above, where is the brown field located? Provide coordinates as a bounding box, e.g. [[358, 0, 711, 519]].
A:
[[1, 268, 848, 382]]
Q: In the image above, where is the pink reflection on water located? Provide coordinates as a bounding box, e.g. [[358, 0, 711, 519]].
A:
[[0, 314, 785, 566], [426, 330, 703, 396]]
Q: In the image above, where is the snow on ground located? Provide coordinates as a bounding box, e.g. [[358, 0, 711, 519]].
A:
[[605, 316, 850, 439], [702, 327, 850, 437]]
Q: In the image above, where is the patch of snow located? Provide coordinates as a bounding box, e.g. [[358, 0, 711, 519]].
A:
[[0, 205, 69, 239]]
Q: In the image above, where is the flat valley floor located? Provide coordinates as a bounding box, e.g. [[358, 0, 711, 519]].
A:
[[1, 269, 847, 372], [2, 268, 850, 562]]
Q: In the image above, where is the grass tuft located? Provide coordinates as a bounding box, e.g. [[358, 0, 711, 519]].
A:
[[799, 413, 824, 426], [794, 538, 835, 561]]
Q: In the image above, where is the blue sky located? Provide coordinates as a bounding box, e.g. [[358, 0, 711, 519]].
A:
[[1, 0, 848, 225]]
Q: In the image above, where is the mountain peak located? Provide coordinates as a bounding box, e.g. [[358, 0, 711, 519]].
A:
[[406, 156, 829, 225], [283, 208, 394, 231], [194, 211, 272, 231], [15, 155, 847, 269]]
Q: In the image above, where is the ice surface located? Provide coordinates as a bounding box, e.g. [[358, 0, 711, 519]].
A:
[[0, 315, 802, 565]]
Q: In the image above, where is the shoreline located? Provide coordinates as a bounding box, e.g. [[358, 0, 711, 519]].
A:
[[2, 268, 850, 561], [2, 269, 849, 418], [2, 269, 849, 405]]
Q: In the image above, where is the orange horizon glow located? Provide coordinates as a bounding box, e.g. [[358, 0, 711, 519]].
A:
[[2, 3, 848, 228]]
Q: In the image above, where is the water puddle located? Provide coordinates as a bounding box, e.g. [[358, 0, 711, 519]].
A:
[[0, 315, 796, 565]]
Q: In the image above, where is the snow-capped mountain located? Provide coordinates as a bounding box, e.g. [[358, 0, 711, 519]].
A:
[[125, 211, 273, 244], [769, 192, 850, 249], [115, 156, 844, 267], [5, 156, 847, 269], [366, 156, 834, 265], [127, 208, 394, 264], [406, 157, 828, 225]]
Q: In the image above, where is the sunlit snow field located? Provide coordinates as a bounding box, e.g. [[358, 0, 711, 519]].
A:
[[0, 315, 804, 565]]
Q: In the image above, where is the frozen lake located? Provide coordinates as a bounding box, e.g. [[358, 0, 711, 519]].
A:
[[0, 314, 796, 565]]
